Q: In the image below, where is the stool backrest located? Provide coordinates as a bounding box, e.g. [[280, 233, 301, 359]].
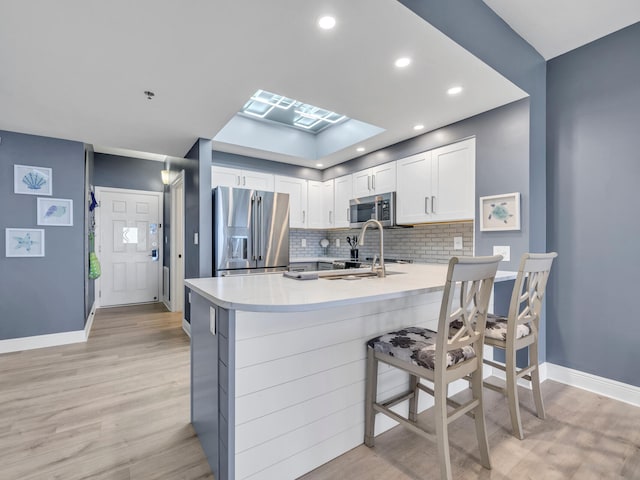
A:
[[507, 252, 557, 338], [436, 255, 502, 373]]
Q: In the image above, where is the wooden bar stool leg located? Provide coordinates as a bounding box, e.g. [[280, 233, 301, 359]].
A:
[[471, 369, 491, 469], [435, 378, 452, 480], [408, 374, 419, 422], [364, 347, 378, 447], [530, 341, 546, 419], [506, 346, 524, 440]]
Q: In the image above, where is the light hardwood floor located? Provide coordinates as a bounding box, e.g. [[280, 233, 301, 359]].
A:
[[303, 375, 640, 480], [0, 304, 213, 480], [2, 305, 639, 480]]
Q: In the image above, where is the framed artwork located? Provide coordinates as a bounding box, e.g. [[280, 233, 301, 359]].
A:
[[5, 228, 45, 257], [14, 164, 52, 195], [479, 192, 521, 231], [37, 197, 73, 226]]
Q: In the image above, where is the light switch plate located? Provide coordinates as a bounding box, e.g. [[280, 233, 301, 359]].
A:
[[194, 232, 199, 245], [493, 245, 511, 262], [209, 307, 216, 336], [453, 236, 463, 250], [301, 238, 307, 247]]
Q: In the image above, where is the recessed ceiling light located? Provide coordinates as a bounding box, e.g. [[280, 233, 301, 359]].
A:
[[447, 86, 463, 95], [318, 16, 336, 30], [316, 163, 324, 167], [394, 57, 411, 68], [413, 124, 424, 131], [356, 147, 365, 152]]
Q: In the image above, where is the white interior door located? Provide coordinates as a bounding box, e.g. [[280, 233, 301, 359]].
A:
[[171, 176, 185, 313], [97, 188, 162, 307]]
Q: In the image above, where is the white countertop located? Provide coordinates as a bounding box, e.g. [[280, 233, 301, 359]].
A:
[[185, 263, 516, 313]]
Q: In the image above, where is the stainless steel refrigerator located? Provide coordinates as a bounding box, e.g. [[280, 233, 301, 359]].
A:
[[213, 186, 290, 276]]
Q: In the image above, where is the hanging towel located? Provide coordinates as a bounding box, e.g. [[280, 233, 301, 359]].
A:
[[88, 233, 101, 279]]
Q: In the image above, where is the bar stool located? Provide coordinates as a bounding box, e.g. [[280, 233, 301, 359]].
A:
[[364, 255, 502, 480], [482, 252, 557, 440]]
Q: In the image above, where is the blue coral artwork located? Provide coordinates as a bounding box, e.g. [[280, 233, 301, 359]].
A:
[[14, 164, 52, 195], [37, 198, 73, 226], [5, 228, 45, 257], [479, 193, 521, 231]]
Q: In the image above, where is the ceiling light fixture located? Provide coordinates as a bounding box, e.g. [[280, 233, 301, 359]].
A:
[[394, 57, 411, 68], [161, 170, 170, 185], [356, 147, 365, 152], [413, 124, 424, 131], [318, 16, 336, 30], [144, 90, 155, 100], [447, 86, 463, 95], [316, 163, 324, 167]]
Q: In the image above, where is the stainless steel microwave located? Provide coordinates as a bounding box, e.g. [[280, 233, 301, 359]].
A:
[[349, 192, 395, 228]]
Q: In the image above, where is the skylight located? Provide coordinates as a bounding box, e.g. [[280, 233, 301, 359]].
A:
[[241, 89, 347, 134]]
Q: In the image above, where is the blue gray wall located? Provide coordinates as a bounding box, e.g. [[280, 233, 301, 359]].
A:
[[547, 23, 640, 386], [0, 130, 86, 339], [165, 138, 213, 322], [94, 153, 165, 192]]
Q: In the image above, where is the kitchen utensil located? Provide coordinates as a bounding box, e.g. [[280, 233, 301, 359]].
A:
[[346, 236, 352, 247]]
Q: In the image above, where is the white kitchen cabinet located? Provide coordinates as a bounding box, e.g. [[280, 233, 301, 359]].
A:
[[308, 180, 335, 229], [307, 180, 324, 229], [322, 180, 335, 228], [333, 174, 353, 228], [396, 138, 475, 225], [352, 161, 396, 198], [275, 175, 308, 228], [212, 165, 274, 191]]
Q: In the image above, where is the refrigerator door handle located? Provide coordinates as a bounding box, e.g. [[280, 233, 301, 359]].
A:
[[251, 194, 258, 261], [258, 195, 264, 261]]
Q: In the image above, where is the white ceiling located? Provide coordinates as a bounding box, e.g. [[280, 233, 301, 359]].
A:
[[3, 2, 638, 168], [484, 0, 640, 60], [0, 0, 528, 168]]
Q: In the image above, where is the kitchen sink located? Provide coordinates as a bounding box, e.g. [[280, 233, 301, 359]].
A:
[[319, 270, 406, 280]]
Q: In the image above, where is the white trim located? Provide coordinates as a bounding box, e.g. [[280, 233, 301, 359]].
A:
[[84, 301, 97, 340], [0, 330, 86, 354], [163, 298, 172, 311], [545, 362, 640, 408], [170, 171, 186, 314], [0, 302, 98, 354], [182, 318, 191, 338], [95, 186, 163, 308]]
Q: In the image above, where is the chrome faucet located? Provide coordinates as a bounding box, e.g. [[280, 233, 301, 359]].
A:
[[360, 219, 385, 278]]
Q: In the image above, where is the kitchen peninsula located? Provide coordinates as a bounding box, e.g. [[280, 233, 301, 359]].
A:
[[186, 264, 515, 480]]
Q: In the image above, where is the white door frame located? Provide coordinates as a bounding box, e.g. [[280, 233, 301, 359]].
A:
[[94, 186, 164, 308], [170, 171, 185, 314]]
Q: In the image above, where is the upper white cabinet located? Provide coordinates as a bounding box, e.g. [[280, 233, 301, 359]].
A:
[[307, 180, 335, 229], [333, 174, 353, 228], [307, 180, 324, 229], [396, 138, 475, 225], [352, 162, 396, 198], [275, 175, 308, 228], [212, 165, 274, 191]]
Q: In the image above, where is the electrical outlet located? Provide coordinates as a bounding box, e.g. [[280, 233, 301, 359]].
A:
[[493, 245, 510, 262], [301, 238, 307, 247], [453, 236, 463, 250], [336, 238, 340, 247]]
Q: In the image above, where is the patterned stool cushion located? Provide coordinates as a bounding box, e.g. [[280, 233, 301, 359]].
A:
[[484, 314, 531, 341], [367, 326, 475, 370]]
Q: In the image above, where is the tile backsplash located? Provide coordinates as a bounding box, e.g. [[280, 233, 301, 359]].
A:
[[290, 222, 473, 263]]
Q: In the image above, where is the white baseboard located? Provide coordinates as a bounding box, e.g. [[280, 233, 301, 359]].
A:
[[84, 301, 97, 340], [162, 298, 172, 312], [545, 362, 640, 407], [182, 318, 191, 338], [0, 329, 87, 354]]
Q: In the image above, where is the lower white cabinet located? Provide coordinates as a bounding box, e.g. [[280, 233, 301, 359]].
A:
[[212, 165, 274, 191], [396, 138, 475, 224]]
